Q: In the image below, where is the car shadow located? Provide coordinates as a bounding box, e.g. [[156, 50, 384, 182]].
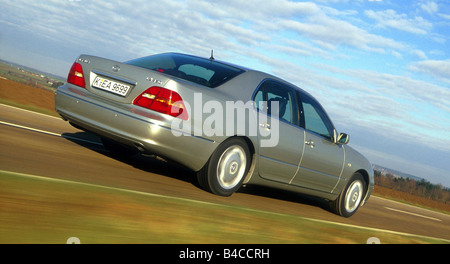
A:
[[61, 131, 197, 186], [238, 185, 333, 213], [62, 131, 333, 214]]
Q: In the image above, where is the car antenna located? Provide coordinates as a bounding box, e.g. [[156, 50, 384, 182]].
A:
[[209, 49, 215, 61]]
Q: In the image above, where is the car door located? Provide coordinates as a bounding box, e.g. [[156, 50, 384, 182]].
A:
[[290, 92, 344, 192], [254, 80, 305, 184]]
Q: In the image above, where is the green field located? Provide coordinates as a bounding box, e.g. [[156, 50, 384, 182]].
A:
[[0, 61, 63, 91], [0, 170, 446, 244]]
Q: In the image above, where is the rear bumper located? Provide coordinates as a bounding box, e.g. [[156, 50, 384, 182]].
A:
[[55, 84, 217, 171]]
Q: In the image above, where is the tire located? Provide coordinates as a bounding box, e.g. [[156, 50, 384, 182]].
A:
[[330, 172, 366, 217], [197, 138, 251, 196]]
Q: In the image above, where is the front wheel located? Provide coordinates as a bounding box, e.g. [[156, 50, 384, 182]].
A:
[[330, 172, 366, 217], [197, 138, 251, 196]]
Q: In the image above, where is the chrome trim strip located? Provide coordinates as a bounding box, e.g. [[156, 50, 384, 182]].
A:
[[92, 70, 137, 86], [259, 154, 299, 168]]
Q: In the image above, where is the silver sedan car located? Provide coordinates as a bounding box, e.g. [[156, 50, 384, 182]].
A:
[[55, 52, 374, 217]]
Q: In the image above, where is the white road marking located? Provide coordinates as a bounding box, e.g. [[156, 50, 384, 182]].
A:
[[373, 195, 449, 217], [384, 206, 442, 222], [0, 103, 61, 119], [0, 120, 61, 136], [0, 120, 102, 146]]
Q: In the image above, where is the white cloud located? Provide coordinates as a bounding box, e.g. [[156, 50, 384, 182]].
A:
[[275, 38, 332, 58], [420, 1, 439, 14], [351, 143, 450, 187], [409, 59, 450, 83], [1, 1, 448, 139], [365, 9, 432, 35], [411, 49, 428, 59], [188, 0, 319, 22], [301, 62, 450, 151], [278, 13, 405, 53]]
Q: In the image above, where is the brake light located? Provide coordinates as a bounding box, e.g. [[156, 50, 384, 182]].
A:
[[67, 62, 86, 88], [133, 86, 188, 120]]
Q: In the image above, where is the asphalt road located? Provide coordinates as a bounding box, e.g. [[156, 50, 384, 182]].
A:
[[1, 103, 449, 242]]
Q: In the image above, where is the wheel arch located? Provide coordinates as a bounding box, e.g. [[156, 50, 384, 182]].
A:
[[197, 135, 254, 196], [355, 168, 373, 206], [356, 169, 370, 189], [227, 135, 257, 185]]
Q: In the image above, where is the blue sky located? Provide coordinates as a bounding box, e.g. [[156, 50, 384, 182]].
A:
[[1, 0, 449, 187]]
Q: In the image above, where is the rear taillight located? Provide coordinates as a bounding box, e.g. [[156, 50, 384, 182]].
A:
[[133, 86, 188, 120], [67, 62, 86, 88]]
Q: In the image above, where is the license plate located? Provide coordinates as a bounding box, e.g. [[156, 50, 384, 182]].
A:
[[92, 76, 131, 96]]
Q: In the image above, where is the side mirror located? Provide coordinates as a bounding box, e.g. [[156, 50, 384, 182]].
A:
[[337, 133, 350, 145]]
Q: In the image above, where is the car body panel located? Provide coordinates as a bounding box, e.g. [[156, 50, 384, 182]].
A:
[[258, 120, 305, 184], [291, 131, 345, 193], [55, 52, 374, 212], [55, 85, 218, 171]]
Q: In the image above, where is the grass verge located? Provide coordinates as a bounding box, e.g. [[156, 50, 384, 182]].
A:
[[0, 171, 447, 244], [0, 98, 59, 117]]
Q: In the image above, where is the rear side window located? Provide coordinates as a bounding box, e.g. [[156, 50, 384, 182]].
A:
[[127, 53, 245, 88], [253, 80, 298, 125]]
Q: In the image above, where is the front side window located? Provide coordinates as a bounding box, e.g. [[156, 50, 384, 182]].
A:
[[299, 94, 334, 140]]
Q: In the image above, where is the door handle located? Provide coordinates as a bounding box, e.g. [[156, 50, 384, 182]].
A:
[[305, 140, 315, 148]]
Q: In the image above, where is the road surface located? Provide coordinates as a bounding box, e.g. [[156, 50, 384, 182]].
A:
[[1, 103, 449, 242]]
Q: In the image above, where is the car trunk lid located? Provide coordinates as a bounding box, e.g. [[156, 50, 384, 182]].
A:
[[75, 55, 171, 104]]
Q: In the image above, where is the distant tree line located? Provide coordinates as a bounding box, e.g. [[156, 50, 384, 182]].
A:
[[374, 170, 450, 204]]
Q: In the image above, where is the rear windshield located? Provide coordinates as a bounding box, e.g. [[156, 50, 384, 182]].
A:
[[127, 53, 245, 88]]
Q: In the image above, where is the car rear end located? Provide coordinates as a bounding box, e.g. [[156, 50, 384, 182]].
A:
[[55, 53, 245, 171]]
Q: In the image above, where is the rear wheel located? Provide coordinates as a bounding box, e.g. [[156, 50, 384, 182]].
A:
[[197, 138, 251, 196], [330, 172, 366, 217]]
